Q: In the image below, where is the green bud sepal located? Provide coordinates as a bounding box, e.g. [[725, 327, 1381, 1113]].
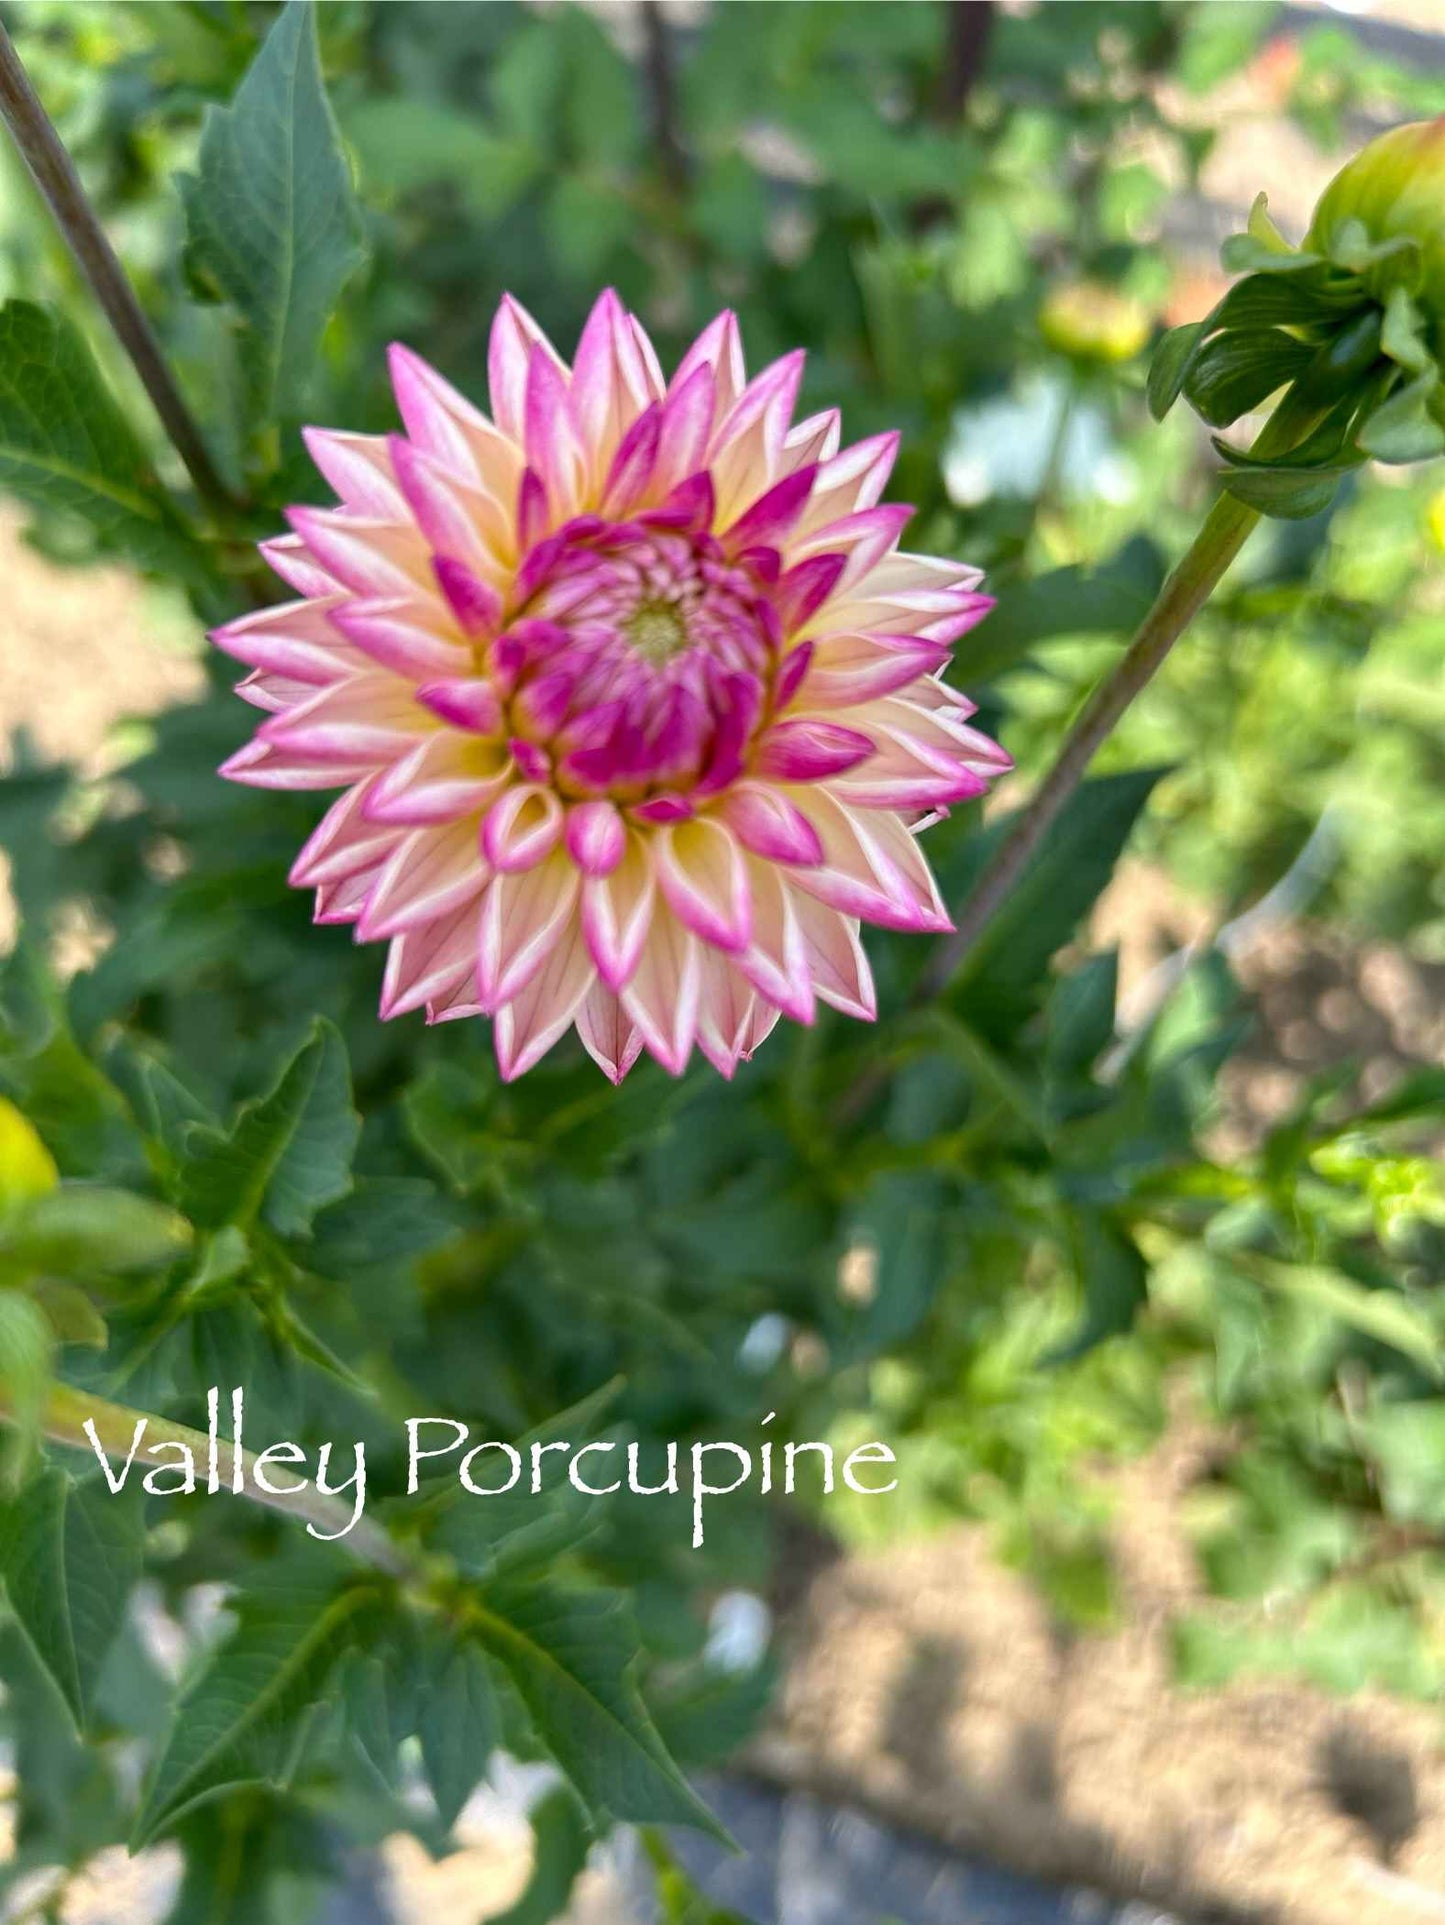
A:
[[1149, 122, 1445, 518]]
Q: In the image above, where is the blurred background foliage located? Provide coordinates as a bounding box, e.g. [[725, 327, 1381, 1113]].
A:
[[0, 1, 1442, 1916]]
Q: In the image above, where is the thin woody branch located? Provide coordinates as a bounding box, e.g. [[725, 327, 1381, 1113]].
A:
[[0, 22, 239, 521]]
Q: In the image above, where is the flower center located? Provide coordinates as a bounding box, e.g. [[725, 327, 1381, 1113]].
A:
[[626, 600, 690, 665], [496, 511, 782, 804]]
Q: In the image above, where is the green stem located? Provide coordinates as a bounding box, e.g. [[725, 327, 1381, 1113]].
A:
[[20, 1382, 416, 1579], [0, 23, 240, 522], [920, 395, 1322, 996]]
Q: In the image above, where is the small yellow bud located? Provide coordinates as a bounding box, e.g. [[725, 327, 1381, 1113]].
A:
[[1039, 281, 1151, 366], [1426, 488, 1445, 555], [0, 1099, 59, 1212]]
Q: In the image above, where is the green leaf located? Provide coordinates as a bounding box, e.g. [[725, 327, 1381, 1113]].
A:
[[1362, 1403, 1445, 1527], [475, 1584, 723, 1838], [1182, 327, 1315, 429], [28, 1279, 108, 1349], [1046, 951, 1118, 1081], [835, 1169, 949, 1360], [424, 1381, 625, 1581], [1050, 1212, 1148, 1360], [0, 1467, 145, 1734], [949, 769, 1165, 1030], [0, 1289, 53, 1446], [1220, 463, 1348, 519], [342, 1642, 415, 1790], [0, 303, 197, 573], [340, 97, 539, 220], [181, 0, 367, 419], [1146, 321, 1203, 421], [132, 1562, 376, 1846], [2, 1186, 191, 1276], [1234, 1255, 1441, 1375], [419, 1636, 502, 1830], [1358, 372, 1445, 463], [180, 1019, 359, 1238], [958, 537, 1165, 684]]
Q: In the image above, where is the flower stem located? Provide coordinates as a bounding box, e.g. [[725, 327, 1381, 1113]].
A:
[[14, 1381, 416, 1580], [0, 22, 239, 522], [921, 397, 1321, 995]]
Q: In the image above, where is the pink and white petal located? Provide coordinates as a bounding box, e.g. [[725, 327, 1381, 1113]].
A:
[[426, 974, 485, 1023], [828, 720, 992, 811], [314, 857, 388, 927], [720, 464, 817, 556], [581, 833, 657, 991], [756, 717, 875, 783], [481, 783, 565, 873], [710, 349, 804, 466], [380, 900, 481, 1018], [524, 344, 587, 519], [565, 798, 626, 877], [795, 631, 950, 708], [709, 349, 806, 522], [672, 310, 746, 428], [329, 597, 471, 679], [737, 997, 782, 1063], [621, 906, 701, 1076], [416, 678, 504, 735], [290, 778, 399, 888], [853, 805, 954, 932], [363, 735, 512, 826], [220, 738, 371, 791], [653, 816, 751, 953], [792, 431, 899, 542], [213, 596, 358, 685], [772, 555, 846, 638], [695, 950, 759, 1078], [571, 289, 654, 483], [841, 551, 985, 606], [651, 363, 715, 499], [476, 850, 579, 1013], [235, 671, 315, 713], [260, 674, 435, 765], [487, 294, 567, 446], [627, 312, 667, 403], [787, 787, 949, 932], [842, 698, 1012, 776], [790, 889, 876, 1020], [716, 783, 823, 867], [389, 436, 510, 577], [356, 816, 489, 940], [303, 428, 407, 520], [786, 503, 912, 587], [576, 982, 645, 1084], [285, 508, 432, 599], [259, 534, 339, 598], [733, 859, 814, 1025], [493, 913, 596, 1081], [389, 342, 522, 496], [782, 408, 841, 471]]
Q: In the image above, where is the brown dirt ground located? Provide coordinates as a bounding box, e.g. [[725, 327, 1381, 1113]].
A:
[[762, 1409, 1445, 1925]]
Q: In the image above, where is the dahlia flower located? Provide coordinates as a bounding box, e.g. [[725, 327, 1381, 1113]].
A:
[[216, 293, 1008, 1081]]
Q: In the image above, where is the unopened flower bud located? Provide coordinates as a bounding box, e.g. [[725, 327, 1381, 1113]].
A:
[[1149, 116, 1445, 514], [1040, 281, 1151, 367], [1305, 117, 1445, 318]]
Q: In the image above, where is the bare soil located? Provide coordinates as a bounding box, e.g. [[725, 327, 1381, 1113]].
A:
[[762, 1410, 1445, 1925]]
